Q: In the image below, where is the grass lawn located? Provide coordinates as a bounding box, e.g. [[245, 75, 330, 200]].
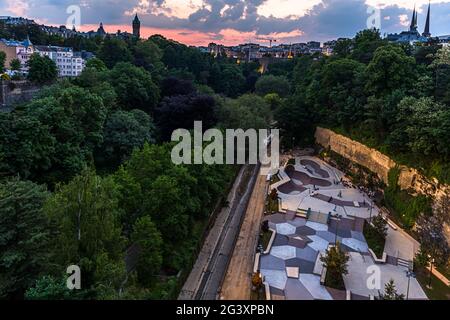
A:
[[416, 267, 450, 300], [363, 222, 385, 258]]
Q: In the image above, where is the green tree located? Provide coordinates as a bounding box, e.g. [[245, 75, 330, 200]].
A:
[[333, 38, 353, 58], [44, 169, 126, 294], [97, 37, 133, 69], [97, 109, 155, 167], [0, 51, 6, 72], [366, 45, 416, 96], [210, 64, 246, 98], [255, 75, 291, 97], [25, 275, 89, 300], [25, 85, 107, 184], [109, 62, 160, 113], [320, 58, 366, 128], [131, 216, 163, 286], [378, 279, 405, 300], [416, 192, 450, 270], [0, 112, 55, 179], [352, 29, 386, 64], [320, 242, 349, 289], [133, 39, 163, 73], [216, 94, 271, 130], [275, 93, 316, 147], [264, 93, 283, 110], [27, 53, 58, 83], [396, 97, 450, 157], [372, 214, 388, 239], [10, 58, 22, 71], [85, 57, 107, 71], [0, 179, 50, 299], [429, 47, 450, 105]]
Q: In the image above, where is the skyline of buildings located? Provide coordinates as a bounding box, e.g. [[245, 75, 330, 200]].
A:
[[1, 1, 450, 47], [0, 37, 87, 77], [0, 2, 449, 75]]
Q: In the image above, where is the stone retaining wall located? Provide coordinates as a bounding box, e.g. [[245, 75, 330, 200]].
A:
[[0, 80, 41, 109], [315, 127, 450, 239], [315, 127, 449, 199]]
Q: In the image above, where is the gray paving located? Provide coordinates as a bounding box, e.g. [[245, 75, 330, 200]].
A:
[[260, 255, 286, 271], [261, 215, 371, 300]]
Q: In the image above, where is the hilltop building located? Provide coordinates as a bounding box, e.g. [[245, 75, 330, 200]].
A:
[[387, 2, 432, 44], [0, 37, 87, 76], [0, 37, 34, 71], [34, 45, 85, 77], [0, 16, 35, 25], [133, 14, 141, 39], [0, 15, 141, 40]]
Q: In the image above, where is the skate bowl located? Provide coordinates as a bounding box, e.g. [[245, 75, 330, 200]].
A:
[[277, 181, 307, 195], [300, 159, 330, 179], [285, 165, 332, 187]]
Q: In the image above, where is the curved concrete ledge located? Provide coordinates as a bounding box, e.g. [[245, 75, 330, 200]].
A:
[[346, 290, 351, 300], [263, 282, 271, 300], [253, 252, 261, 273], [320, 265, 328, 285], [368, 248, 387, 264], [263, 229, 277, 255]]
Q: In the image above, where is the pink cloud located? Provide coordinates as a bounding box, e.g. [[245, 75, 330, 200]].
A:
[[79, 24, 305, 46]]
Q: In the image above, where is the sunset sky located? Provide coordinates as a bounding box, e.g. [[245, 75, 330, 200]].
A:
[[1, 0, 449, 46]]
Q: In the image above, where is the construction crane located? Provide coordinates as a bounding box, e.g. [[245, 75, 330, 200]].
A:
[[257, 38, 277, 48]]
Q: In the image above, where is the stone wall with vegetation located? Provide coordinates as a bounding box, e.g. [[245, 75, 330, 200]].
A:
[[0, 80, 41, 109], [315, 127, 449, 236], [315, 127, 449, 199]]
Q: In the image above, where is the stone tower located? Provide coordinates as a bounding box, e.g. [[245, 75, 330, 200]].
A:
[[133, 14, 140, 39]]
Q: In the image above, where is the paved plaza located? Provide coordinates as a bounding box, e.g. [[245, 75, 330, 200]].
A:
[[259, 156, 427, 300]]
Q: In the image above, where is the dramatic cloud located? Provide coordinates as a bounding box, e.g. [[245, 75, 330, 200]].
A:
[[0, 0, 449, 45]]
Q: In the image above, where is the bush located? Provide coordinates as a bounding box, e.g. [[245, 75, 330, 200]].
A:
[[384, 167, 432, 228], [364, 221, 386, 258]]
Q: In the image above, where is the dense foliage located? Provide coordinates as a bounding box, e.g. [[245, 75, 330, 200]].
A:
[[1, 23, 449, 300], [276, 29, 450, 184], [0, 31, 275, 300]]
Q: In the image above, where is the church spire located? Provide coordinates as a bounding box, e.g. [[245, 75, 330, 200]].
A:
[[423, 1, 431, 37], [410, 5, 417, 32]]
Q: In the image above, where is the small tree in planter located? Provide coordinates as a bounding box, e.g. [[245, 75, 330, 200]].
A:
[[364, 214, 388, 258], [378, 279, 405, 300], [252, 272, 263, 291], [269, 189, 278, 201], [320, 242, 349, 290], [262, 220, 269, 233], [267, 189, 279, 213], [372, 214, 388, 239]]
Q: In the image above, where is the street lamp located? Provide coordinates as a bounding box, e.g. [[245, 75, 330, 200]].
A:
[[428, 234, 438, 289], [405, 269, 416, 300], [428, 254, 435, 289]]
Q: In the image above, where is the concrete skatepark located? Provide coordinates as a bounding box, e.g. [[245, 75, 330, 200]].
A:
[[258, 156, 427, 300]]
